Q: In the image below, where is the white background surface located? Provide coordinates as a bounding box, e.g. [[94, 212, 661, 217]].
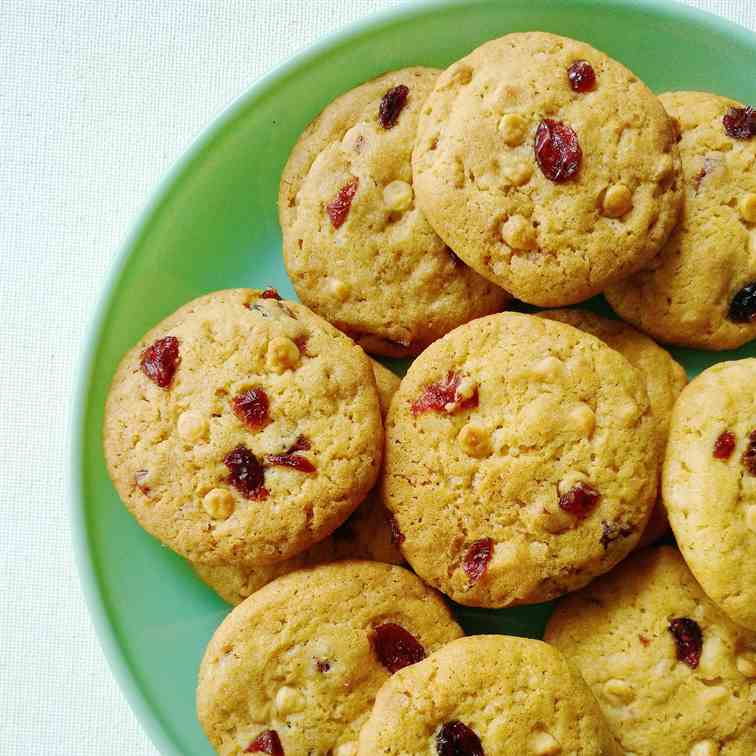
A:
[[0, 1, 753, 753]]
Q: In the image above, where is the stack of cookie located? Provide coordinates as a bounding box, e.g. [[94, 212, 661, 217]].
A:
[[103, 30, 756, 756]]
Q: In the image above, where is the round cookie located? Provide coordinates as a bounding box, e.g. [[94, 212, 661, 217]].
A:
[[196, 561, 463, 756], [279, 67, 508, 358], [192, 359, 402, 605], [545, 547, 756, 755], [606, 91, 756, 349], [357, 635, 621, 756], [103, 289, 383, 567], [412, 31, 682, 306], [539, 308, 688, 545], [663, 359, 756, 628], [382, 312, 658, 607]]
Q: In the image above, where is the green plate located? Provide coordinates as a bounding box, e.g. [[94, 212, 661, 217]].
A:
[[71, 1, 756, 753]]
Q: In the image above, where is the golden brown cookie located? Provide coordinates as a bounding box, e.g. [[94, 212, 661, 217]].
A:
[[606, 91, 756, 349], [382, 312, 658, 607], [103, 289, 383, 566], [412, 32, 682, 306], [279, 67, 508, 357], [196, 561, 463, 755]]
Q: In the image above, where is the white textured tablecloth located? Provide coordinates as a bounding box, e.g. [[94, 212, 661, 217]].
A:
[[0, 1, 753, 753]]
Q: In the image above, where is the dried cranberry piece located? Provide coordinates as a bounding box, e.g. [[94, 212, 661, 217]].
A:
[[245, 730, 284, 755], [639, 634, 651, 647], [388, 513, 405, 546], [436, 721, 484, 756], [463, 538, 494, 583], [378, 84, 409, 129], [224, 445, 268, 500], [558, 482, 600, 519], [599, 520, 633, 550], [567, 60, 596, 92], [411, 372, 478, 416], [134, 470, 150, 495], [287, 435, 311, 453], [232, 388, 270, 430], [728, 282, 756, 323], [742, 430, 756, 476], [713, 431, 736, 460], [261, 288, 281, 300], [370, 622, 426, 673], [315, 658, 331, 673], [668, 617, 703, 668], [534, 119, 582, 183], [326, 178, 359, 229], [723, 105, 755, 140], [265, 436, 315, 473], [140, 336, 179, 388]]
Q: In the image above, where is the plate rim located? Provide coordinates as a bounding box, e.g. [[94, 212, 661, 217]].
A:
[[69, 1, 756, 753]]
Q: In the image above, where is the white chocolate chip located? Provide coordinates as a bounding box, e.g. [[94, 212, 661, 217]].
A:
[[538, 504, 574, 535], [498, 113, 527, 146], [203, 488, 235, 520], [500, 214, 537, 250], [383, 180, 414, 212], [177, 410, 207, 442], [689, 740, 720, 756], [601, 184, 633, 218], [603, 678, 635, 705], [529, 355, 565, 382], [502, 159, 533, 186], [557, 471, 590, 496], [458, 424, 491, 458], [456, 377, 477, 400], [333, 743, 357, 756], [529, 730, 561, 755], [267, 336, 300, 372], [565, 402, 595, 437], [739, 193, 756, 223], [699, 685, 727, 705], [327, 277, 350, 302], [736, 651, 756, 677], [275, 685, 305, 715]]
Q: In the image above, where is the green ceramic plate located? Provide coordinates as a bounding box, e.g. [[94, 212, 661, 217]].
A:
[[71, 1, 756, 753]]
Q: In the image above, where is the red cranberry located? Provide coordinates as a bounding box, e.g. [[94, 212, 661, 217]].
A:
[[261, 288, 281, 300], [232, 388, 270, 430], [245, 730, 283, 755], [599, 520, 633, 550], [287, 435, 311, 453], [134, 470, 150, 495], [293, 334, 309, 355], [534, 119, 582, 183], [728, 282, 756, 323], [224, 445, 268, 500], [723, 106, 755, 140], [411, 372, 478, 416], [388, 513, 405, 546], [558, 482, 600, 519], [315, 658, 330, 673], [713, 431, 736, 460], [463, 538, 494, 583], [327, 178, 359, 229], [370, 622, 426, 673], [668, 617, 703, 668], [742, 430, 756, 476], [378, 84, 409, 129], [436, 721, 484, 756], [639, 634, 651, 647], [140, 336, 179, 388], [265, 452, 315, 473], [567, 60, 596, 92]]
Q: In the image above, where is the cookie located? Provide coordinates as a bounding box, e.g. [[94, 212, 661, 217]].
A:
[[192, 358, 402, 605], [357, 635, 621, 756], [539, 309, 687, 545], [412, 31, 682, 306], [545, 547, 756, 755], [382, 312, 658, 607], [279, 67, 508, 358], [103, 289, 383, 566], [606, 91, 756, 349], [196, 561, 463, 755], [663, 359, 756, 628]]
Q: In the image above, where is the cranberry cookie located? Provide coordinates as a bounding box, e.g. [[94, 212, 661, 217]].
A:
[[539, 309, 687, 545], [358, 635, 621, 756], [103, 289, 383, 566], [606, 92, 756, 349], [382, 312, 658, 607], [196, 561, 463, 755], [545, 547, 756, 755], [663, 359, 756, 628], [412, 32, 682, 306], [279, 67, 507, 357]]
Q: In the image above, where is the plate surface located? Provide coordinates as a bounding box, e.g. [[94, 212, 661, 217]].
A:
[[71, 1, 756, 753]]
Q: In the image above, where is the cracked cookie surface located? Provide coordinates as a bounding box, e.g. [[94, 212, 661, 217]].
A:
[[103, 289, 383, 566], [412, 31, 682, 306], [382, 312, 658, 607], [279, 67, 508, 357]]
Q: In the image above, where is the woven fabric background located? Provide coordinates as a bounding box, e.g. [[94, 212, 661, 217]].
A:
[[0, 1, 752, 753]]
